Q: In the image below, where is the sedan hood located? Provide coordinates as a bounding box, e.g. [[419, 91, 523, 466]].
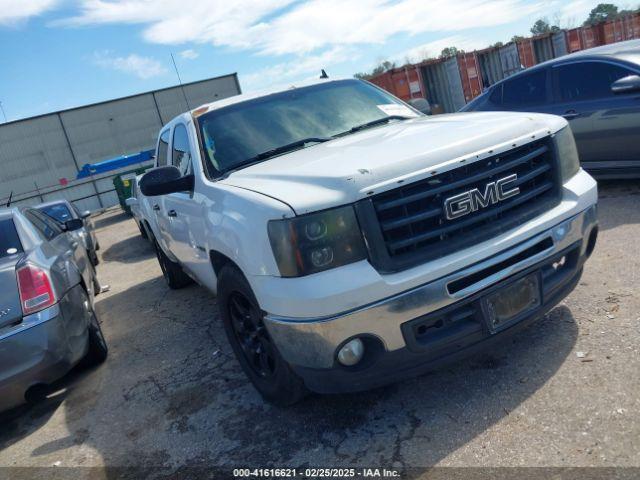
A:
[[221, 112, 566, 214]]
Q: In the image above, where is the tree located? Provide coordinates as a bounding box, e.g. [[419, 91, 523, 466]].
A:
[[353, 60, 396, 79], [440, 46, 462, 58], [511, 35, 525, 43], [584, 3, 619, 25], [530, 17, 560, 35], [491, 41, 504, 48]]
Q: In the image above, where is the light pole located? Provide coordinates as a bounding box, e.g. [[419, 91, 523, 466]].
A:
[[0, 101, 7, 123]]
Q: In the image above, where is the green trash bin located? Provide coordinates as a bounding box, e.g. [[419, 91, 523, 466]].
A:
[[113, 166, 151, 215]]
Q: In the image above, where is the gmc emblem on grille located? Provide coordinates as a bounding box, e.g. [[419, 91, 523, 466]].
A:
[[444, 174, 520, 220]]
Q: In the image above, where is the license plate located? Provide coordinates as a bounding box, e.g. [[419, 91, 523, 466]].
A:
[[483, 273, 541, 333]]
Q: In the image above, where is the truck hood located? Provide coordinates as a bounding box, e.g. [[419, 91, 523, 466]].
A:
[[220, 112, 566, 215]]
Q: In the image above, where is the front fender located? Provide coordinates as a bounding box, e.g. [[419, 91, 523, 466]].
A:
[[201, 183, 294, 282]]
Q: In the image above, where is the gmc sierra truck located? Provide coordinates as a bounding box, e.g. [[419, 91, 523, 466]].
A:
[[139, 78, 598, 405]]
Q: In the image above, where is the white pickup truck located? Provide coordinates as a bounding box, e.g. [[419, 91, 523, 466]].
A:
[[139, 78, 598, 405]]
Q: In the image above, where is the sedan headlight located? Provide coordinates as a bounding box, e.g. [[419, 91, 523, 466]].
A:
[[268, 206, 367, 277], [553, 126, 580, 182]]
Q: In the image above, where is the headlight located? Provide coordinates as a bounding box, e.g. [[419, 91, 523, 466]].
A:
[[553, 126, 580, 182], [268, 206, 367, 277]]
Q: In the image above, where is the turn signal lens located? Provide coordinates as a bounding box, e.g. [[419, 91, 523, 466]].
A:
[[16, 264, 56, 315], [553, 126, 581, 182]]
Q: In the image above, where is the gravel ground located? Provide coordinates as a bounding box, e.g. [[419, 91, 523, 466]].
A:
[[0, 180, 638, 478]]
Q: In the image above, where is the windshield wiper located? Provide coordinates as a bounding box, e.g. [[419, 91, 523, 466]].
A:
[[221, 137, 331, 176], [333, 115, 412, 137], [251, 137, 331, 161]]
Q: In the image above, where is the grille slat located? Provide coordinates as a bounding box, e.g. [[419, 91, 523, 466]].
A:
[[363, 137, 561, 271], [380, 206, 441, 231]]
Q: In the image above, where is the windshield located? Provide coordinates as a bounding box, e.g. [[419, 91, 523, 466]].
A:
[[0, 218, 23, 258], [39, 203, 73, 223], [197, 79, 419, 176]]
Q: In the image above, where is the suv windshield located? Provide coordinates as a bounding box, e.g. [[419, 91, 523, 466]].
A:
[[197, 79, 418, 176]]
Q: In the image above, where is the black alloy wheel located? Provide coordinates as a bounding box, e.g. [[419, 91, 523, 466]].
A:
[[228, 291, 277, 378]]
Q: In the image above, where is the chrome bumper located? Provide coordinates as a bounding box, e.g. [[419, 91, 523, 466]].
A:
[[264, 205, 598, 369]]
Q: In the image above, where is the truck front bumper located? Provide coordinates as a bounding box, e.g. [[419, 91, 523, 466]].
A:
[[264, 205, 598, 394]]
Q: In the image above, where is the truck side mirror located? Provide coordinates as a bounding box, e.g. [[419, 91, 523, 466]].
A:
[[140, 166, 194, 196], [408, 98, 431, 115], [611, 75, 640, 94], [125, 197, 138, 207], [80, 210, 91, 219], [65, 218, 84, 231]]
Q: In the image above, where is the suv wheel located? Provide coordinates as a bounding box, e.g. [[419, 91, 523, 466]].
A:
[[154, 240, 193, 289], [218, 264, 307, 406]]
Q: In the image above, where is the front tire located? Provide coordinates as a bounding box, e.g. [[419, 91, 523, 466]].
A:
[[154, 240, 193, 289], [218, 264, 307, 406]]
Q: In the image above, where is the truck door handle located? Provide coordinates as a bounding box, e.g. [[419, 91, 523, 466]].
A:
[[167, 210, 177, 217], [70, 241, 78, 248], [153, 204, 160, 211], [562, 110, 580, 119]]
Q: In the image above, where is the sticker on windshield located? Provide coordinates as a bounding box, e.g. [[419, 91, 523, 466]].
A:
[[376, 104, 419, 117]]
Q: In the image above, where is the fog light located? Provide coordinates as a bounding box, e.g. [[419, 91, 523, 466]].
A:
[[337, 338, 364, 366]]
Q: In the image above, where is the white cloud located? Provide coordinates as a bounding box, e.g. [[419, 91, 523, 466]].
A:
[[62, 0, 545, 56], [241, 46, 357, 90], [0, 0, 59, 25], [179, 49, 199, 60], [93, 51, 168, 79], [399, 36, 491, 64]]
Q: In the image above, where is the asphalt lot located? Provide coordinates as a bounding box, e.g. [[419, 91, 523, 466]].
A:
[[0, 180, 638, 478]]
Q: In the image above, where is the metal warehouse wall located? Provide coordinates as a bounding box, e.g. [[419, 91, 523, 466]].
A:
[[0, 73, 240, 212]]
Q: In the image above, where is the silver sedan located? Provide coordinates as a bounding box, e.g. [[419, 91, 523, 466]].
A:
[[0, 207, 108, 412]]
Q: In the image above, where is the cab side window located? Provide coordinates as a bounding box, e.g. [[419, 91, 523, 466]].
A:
[[157, 130, 170, 167], [172, 124, 193, 176], [555, 61, 636, 102]]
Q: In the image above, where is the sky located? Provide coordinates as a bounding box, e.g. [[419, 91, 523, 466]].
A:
[[0, 0, 633, 122]]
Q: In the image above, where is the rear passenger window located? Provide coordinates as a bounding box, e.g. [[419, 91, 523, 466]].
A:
[[555, 61, 635, 102], [502, 69, 548, 106], [172, 124, 193, 176], [157, 130, 170, 167], [0, 218, 23, 258], [24, 210, 62, 241]]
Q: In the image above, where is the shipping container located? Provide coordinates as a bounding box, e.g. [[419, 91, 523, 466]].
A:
[[552, 31, 568, 57], [603, 14, 640, 44], [457, 52, 484, 102], [368, 66, 425, 102], [499, 42, 522, 78], [476, 46, 504, 87], [517, 38, 537, 68], [533, 33, 555, 62], [420, 58, 466, 113], [567, 24, 603, 52]]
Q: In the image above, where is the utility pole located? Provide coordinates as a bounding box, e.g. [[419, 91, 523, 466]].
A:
[[0, 101, 7, 123]]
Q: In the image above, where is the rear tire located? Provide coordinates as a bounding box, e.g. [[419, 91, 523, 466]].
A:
[[90, 249, 100, 266], [154, 240, 193, 289], [218, 264, 307, 406], [81, 293, 108, 367]]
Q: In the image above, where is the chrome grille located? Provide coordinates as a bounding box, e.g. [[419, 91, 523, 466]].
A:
[[357, 138, 561, 272]]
